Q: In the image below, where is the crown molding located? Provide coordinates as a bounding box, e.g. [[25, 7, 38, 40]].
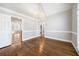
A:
[[0, 6, 35, 20]]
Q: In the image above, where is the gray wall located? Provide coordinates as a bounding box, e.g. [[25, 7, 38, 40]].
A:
[[45, 9, 72, 42]]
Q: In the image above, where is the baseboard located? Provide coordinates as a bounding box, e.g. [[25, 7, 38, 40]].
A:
[[23, 35, 40, 41], [45, 36, 79, 55], [0, 45, 11, 49], [72, 41, 79, 55], [23, 35, 72, 43], [45, 36, 72, 43], [71, 32, 79, 55]]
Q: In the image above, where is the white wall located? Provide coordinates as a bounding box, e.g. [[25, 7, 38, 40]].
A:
[[77, 4, 79, 53], [72, 4, 77, 48], [45, 9, 72, 42], [22, 18, 40, 41], [72, 3, 79, 54], [0, 14, 11, 48]]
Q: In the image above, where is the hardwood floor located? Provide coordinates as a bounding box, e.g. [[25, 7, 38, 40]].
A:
[[0, 37, 78, 56]]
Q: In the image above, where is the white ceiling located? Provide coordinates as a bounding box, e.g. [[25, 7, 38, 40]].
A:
[[0, 3, 73, 19]]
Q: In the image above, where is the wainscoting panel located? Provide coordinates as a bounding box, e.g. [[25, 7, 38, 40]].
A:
[[22, 31, 40, 41], [45, 31, 72, 42]]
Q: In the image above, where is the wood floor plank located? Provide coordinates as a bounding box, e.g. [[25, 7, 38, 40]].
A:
[[0, 37, 78, 56]]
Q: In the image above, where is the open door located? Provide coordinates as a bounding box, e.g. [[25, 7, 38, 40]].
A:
[[11, 17, 22, 49]]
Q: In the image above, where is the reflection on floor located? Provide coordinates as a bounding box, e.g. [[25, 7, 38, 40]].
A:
[[0, 37, 78, 56]]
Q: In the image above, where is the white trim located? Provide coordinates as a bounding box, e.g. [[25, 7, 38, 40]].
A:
[[72, 32, 79, 55], [72, 41, 79, 55], [23, 35, 40, 41], [45, 31, 72, 43], [45, 31, 72, 33], [72, 32, 77, 35], [22, 30, 40, 32], [22, 30, 72, 33], [22, 31, 72, 42], [45, 36, 72, 43], [23, 31, 77, 34], [45, 31, 79, 55], [23, 31, 72, 42], [0, 6, 35, 20]]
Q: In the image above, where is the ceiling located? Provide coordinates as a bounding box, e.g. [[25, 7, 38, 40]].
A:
[[0, 3, 73, 19]]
